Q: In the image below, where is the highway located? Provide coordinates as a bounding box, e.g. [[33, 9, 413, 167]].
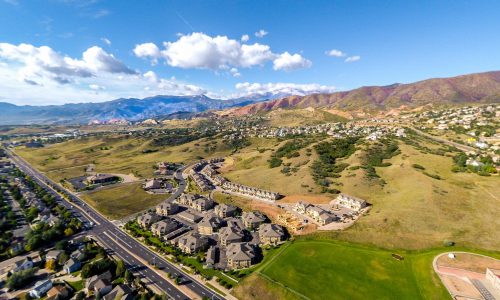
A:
[[6, 149, 224, 300]]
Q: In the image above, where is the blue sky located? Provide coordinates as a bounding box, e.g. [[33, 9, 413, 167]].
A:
[[1, 0, 499, 105]]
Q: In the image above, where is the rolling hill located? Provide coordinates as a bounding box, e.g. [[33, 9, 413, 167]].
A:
[[233, 71, 500, 115]]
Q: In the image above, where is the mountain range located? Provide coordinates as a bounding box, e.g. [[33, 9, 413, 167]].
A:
[[0, 94, 272, 125], [233, 71, 500, 115], [1, 71, 499, 125]]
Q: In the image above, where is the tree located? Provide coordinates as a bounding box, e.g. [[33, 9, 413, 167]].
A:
[[45, 259, 56, 271], [58, 252, 69, 265], [124, 269, 133, 283], [6, 268, 37, 290], [75, 291, 85, 300], [64, 227, 74, 237], [115, 259, 125, 277]]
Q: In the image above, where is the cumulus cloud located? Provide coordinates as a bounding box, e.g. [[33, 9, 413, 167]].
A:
[[255, 29, 268, 38], [230, 68, 241, 78], [0, 43, 136, 86], [0, 43, 206, 105], [234, 82, 336, 97], [134, 32, 309, 72], [345, 55, 361, 62], [326, 49, 345, 57], [241, 34, 249, 42], [272, 52, 311, 71]]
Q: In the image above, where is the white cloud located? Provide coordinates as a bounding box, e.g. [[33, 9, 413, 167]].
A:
[[230, 68, 241, 78], [241, 34, 249, 42], [89, 84, 105, 90], [234, 82, 336, 97], [134, 32, 309, 72], [101, 37, 111, 45], [0, 43, 136, 87], [326, 49, 345, 57], [0, 43, 206, 105], [93, 9, 110, 18], [133, 42, 161, 64], [272, 52, 311, 71], [255, 29, 268, 38], [345, 55, 361, 62]]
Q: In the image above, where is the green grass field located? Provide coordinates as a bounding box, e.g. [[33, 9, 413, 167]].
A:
[[234, 239, 500, 300], [79, 182, 167, 219]]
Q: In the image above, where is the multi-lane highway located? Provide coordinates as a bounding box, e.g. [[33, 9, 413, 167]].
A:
[[6, 149, 224, 300]]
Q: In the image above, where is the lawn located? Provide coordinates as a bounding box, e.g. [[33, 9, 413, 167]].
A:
[[79, 182, 167, 219], [235, 239, 500, 300], [259, 240, 424, 300]]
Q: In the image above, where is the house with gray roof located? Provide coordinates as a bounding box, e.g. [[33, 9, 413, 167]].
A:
[[219, 225, 245, 246], [177, 233, 209, 254], [258, 223, 285, 245], [226, 243, 256, 269], [214, 203, 238, 218], [151, 219, 178, 236], [242, 211, 266, 230], [137, 212, 160, 228], [198, 215, 225, 235]]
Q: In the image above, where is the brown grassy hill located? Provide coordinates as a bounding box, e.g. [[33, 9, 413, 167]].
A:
[[234, 71, 500, 115]]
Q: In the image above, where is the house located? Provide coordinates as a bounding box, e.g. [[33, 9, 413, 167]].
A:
[[177, 233, 209, 254], [144, 179, 162, 190], [63, 258, 81, 274], [46, 250, 63, 262], [219, 226, 245, 246], [177, 193, 198, 206], [86, 174, 119, 185], [151, 219, 178, 236], [198, 215, 225, 235], [242, 211, 266, 230], [214, 203, 238, 218], [85, 271, 113, 290], [94, 279, 112, 296], [192, 197, 214, 212], [318, 212, 337, 225], [103, 284, 134, 300], [156, 201, 179, 216], [335, 194, 367, 211], [46, 285, 70, 300], [226, 243, 256, 269], [293, 201, 311, 214], [177, 211, 202, 223], [305, 206, 325, 220], [137, 213, 161, 228], [70, 249, 85, 261], [205, 246, 219, 267], [12, 256, 34, 273], [29, 280, 53, 298], [258, 224, 285, 245]]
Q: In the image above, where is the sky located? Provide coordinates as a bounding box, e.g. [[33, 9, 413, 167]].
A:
[[0, 0, 500, 105]]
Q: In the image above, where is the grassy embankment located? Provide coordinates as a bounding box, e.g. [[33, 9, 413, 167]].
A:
[[234, 239, 500, 300]]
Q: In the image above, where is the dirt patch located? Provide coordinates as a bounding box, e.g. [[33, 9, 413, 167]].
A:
[[436, 252, 500, 273], [280, 194, 332, 204]]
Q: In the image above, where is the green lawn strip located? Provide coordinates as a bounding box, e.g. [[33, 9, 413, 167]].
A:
[[260, 239, 500, 300], [65, 279, 84, 291], [205, 282, 227, 296]]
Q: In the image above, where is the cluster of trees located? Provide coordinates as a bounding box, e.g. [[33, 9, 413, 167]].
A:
[[361, 140, 400, 180], [268, 138, 313, 168], [151, 128, 215, 147], [311, 137, 358, 192], [0, 182, 16, 260], [6, 268, 38, 290], [452, 152, 497, 175]]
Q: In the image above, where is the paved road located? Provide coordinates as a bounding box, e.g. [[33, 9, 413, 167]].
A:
[[409, 127, 476, 152], [6, 149, 224, 300]]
